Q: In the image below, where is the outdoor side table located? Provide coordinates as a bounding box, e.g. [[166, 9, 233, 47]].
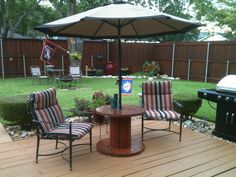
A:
[[95, 105, 145, 157], [58, 77, 76, 89]]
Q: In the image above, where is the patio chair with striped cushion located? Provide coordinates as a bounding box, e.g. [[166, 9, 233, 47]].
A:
[[141, 80, 184, 141], [28, 88, 93, 171]]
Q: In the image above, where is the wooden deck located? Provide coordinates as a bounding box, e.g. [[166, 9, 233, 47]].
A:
[[1, 119, 236, 177]]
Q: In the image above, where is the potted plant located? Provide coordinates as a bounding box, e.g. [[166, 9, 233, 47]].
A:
[[69, 98, 92, 121], [69, 91, 111, 123], [69, 52, 82, 67], [69, 52, 82, 60]]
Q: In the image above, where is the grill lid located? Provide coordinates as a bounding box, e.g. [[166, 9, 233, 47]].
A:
[[216, 75, 236, 93]]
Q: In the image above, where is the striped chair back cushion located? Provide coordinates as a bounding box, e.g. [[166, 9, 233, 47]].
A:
[[31, 88, 64, 133], [142, 80, 173, 111]]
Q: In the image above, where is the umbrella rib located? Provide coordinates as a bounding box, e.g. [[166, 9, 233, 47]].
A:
[[103, 19, 137, 30], [93, 21, 106, 37], [153, 18, 181, 32], [104, 19, 119, 28], [52, 22, 79, 35], [130, 23, 139, 36]]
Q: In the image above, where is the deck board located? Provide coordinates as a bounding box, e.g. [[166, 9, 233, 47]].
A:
[[0, 119, 236, 177]]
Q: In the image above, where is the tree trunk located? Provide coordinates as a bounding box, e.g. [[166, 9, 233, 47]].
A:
[[67, 0, 83, 67]]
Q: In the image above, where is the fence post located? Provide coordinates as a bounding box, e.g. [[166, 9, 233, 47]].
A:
[[44, 62, 46, 75], [171, 43, 176, 77], [0, 38, 4, 79], [107, 40, 110, 62], [61, 55, 64, 75], [187, 59, 191, 81], [22, 55, 26, 78], [226, 60, 230, 76], [91, 55, 94, 68], [204, 42, 210, 83]]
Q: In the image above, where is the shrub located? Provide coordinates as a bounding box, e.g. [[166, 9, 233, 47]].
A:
[[69, 98, 92, 117], [173, 94, 202, 119], [0, 95, 32, 128], [69, 91, 112, 122], [142, 61, 161, 77], [90, 91, 111, 110]]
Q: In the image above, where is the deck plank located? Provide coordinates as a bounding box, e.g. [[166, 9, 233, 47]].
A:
[[0, 120, 235, 177]]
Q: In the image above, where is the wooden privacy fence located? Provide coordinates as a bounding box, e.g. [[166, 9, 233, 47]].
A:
[[0, 38, 69, 78], [1, 38, 236, 82], [82, 40, 236, 83]]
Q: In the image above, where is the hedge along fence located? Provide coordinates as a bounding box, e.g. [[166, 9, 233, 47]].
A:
[[0, 95, 32, 128], [1, 38, 236, 83]]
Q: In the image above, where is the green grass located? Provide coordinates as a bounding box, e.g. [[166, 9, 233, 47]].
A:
[[0, 77, 216, 123]]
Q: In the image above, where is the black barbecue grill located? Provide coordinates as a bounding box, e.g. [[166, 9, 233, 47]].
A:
[[198, 75, 236, 142]]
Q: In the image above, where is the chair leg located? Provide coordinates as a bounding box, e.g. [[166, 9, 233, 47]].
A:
[[90, 129, 92, 152], [106, 121, 109, 133], [69, 122, 72, 171], [169, 119, 171, 131], [55, 139, 58, 149], [36, 135, 40, 163], [99, 122, 102, 140], [141, 114, 144, 141], [179, 114, 183, 142]]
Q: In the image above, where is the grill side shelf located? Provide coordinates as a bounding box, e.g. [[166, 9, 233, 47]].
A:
[[198, 89, 218, 103]]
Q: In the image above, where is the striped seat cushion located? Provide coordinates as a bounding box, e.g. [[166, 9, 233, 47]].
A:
[[142, 80, 180, 120], [31, 88, 66, 134], [144, 110, 179, 120], [47, 122, 93, 140]]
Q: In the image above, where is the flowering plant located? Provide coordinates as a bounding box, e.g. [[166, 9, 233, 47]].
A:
[[142, 61, 160, 76], [89, 91, 112, 111], [69, 91, 111, 116]]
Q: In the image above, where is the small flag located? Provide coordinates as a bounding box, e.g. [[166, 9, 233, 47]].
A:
[[40, 39, 58, 64], [121, 78, 133, 95]]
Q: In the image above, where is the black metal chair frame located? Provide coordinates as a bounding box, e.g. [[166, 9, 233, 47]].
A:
[[141, 89, 184, 142], [28, 96, 92, 171]]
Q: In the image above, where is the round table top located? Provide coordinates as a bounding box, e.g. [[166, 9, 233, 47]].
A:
[[95, 105, 144, 118]]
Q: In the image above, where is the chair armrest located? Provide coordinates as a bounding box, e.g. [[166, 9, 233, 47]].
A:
[[32, 119, 61, 126], [173, 99, 184, 109], [173, 99, 185, 116]]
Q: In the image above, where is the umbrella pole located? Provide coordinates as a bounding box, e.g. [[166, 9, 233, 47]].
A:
[[118, 23, 122, 110]]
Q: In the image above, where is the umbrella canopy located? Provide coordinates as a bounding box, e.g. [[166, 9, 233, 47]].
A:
[[35, 1, 202, 109], [35, 2, 201, 39]]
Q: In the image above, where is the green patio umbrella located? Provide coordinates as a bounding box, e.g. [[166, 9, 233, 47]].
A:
[[35, 1, 202, 109]]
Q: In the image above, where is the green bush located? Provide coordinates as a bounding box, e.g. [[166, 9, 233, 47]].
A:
[[173, 94, 202, 118], [142, 61, 160, 77], [0, 95, 32, 128]]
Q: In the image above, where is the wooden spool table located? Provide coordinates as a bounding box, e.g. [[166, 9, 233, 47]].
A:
[[95, 105, 145, 157]]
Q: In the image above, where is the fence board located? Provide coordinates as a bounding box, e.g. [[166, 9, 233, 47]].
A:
[[2, 38, 236, 82], [1, 38, 69, 77]]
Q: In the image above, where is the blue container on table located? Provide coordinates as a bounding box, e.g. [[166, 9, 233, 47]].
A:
[[111, 94, 118, 108]]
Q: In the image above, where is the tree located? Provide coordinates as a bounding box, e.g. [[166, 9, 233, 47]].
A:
[[128, 0, 201, 42], [78, 0, 110, 11], [0, 0, 60, 38], [212, 0, 236, 39]]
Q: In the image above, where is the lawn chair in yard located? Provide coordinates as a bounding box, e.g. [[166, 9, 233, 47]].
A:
[[141, 80, 184, 142], [27, 88, 93, 171], [69, 66, 82, 84], [30, 65, 48, 84]]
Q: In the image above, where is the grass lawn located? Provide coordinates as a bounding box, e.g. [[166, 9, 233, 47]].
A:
[[0, 77, 216, 123]]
